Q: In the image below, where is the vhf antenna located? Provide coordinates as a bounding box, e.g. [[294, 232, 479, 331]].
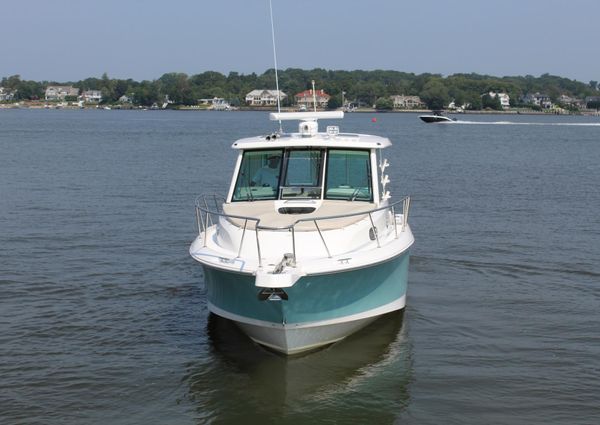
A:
[[269, 0, 282, 133]]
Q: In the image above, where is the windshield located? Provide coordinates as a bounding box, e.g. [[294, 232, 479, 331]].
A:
[[231, 148, 372, 202]]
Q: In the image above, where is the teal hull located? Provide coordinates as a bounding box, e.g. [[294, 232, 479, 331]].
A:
[[203, 251, 410, 326]]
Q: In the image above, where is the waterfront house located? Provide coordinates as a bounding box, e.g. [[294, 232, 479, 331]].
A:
[[390, 95, 425, 109], [245, 90, 287, 106], [118, 95, 132, 104], [81, 90, 102, 103], [447, 100, 467, 112], [558, 95, 585, 109], [45, 85, 79, 101], [295, 89, 330, 109], [485, 92, 510, 109], [521, 92, 552, 108], [0, 87, 15, 101]]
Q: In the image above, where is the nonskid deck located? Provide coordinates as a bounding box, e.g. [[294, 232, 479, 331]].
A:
[[222, 199, 375, 230]]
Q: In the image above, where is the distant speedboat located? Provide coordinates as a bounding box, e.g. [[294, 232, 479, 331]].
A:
[[419, 112, 455, 123]]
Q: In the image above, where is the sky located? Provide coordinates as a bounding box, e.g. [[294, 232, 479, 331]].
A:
[[1, 0, 599, 83]]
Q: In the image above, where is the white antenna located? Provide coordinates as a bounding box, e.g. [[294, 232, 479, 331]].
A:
[[311, 80, 317, 112], [269, 0, 282, 132]]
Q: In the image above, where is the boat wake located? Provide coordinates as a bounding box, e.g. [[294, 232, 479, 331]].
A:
[[451, 120, 600, 127]]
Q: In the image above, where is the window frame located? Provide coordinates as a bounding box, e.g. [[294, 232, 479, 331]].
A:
[[277, 148, 325, 200], [231, 148, 284, 202], [230, 147, 373, 203]]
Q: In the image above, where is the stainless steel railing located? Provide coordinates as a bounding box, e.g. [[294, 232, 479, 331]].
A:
[[194, 194, 411, 267]]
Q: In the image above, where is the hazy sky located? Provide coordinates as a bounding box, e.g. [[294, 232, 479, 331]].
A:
[[2, 0, 599, 83]]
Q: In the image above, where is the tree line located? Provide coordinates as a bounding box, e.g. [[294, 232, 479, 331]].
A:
[[2, 69, 599, 110]]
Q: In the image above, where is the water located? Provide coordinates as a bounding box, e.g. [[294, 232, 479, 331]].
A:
[[1, 110, 599, 424]]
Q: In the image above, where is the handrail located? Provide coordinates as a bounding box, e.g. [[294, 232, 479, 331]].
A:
[[255, 200, 406, 230], [195, 194, 262, 266], [194, 194, 410, 266]]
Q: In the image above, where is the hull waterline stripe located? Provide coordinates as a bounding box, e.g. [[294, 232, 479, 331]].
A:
[[207, 295, 406, 329]]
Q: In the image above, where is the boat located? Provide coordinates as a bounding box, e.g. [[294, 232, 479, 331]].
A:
[[419, 111, 455, 123], [189, 111, 414, 355]]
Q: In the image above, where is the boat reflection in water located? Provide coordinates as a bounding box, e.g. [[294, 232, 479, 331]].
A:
[[186, 311, 412, 423]]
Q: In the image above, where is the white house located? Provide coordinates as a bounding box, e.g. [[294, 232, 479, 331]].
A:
[[521, 92, 552, 108], [447, 100, 467, 112], [81, 90, 102, 103], [390, 95, 424, 109], [0, 87, 15, 101], [45, 86, 79, 101], [486, 92, 510, 109], [245, 89, 287, 106]]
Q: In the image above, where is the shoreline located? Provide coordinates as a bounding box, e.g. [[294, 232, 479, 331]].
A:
[[1, 102, 599, 116]]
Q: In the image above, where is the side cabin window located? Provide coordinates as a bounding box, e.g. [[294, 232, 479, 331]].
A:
[[232, 149, 283, 201], [325, 149, 372, 201]]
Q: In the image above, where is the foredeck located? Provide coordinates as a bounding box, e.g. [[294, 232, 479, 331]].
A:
[[222, 200, 376, 230]]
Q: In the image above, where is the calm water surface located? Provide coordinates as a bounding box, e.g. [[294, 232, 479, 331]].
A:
[[1, 110, 599, 424]]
